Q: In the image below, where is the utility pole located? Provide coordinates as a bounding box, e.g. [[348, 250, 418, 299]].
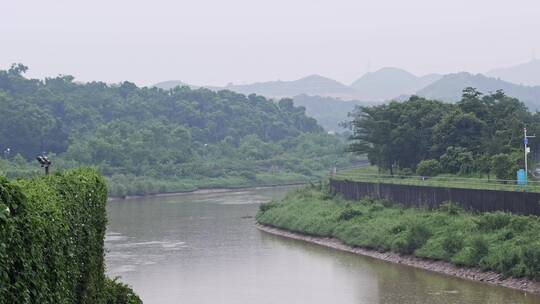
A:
[[524, 128, 536, 178]]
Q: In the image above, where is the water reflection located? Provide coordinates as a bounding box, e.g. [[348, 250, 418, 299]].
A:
[[106, 187, 540, 304]]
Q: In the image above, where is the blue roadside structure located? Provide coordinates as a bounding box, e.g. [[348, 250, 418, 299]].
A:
[[517, 169, 527, 192]]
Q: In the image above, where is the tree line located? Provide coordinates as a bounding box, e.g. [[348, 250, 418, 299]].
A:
[[0, 64, 355, 195], [349, 88, 540, 180]]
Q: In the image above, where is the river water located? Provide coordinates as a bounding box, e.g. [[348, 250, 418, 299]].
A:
[[106, 187, 540, 304]]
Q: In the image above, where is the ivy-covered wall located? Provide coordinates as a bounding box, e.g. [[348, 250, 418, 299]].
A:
[[0, 168, 141, 304]]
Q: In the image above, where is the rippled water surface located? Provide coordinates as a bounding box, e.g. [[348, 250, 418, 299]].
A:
[[106, 187, 540, 304]]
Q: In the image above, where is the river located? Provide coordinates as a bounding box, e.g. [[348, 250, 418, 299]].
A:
[[106, 186, 540, 304]]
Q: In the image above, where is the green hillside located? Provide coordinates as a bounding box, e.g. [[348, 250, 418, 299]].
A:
[[0, 64, 357, 196]]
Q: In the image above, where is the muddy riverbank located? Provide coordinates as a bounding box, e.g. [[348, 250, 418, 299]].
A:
[[256, 223, 540, 296]]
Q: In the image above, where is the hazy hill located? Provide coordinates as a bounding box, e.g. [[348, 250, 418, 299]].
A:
[[487, 59, 540, 86], [292, 95, 372, 132], [153, 67, 443, 102], [154, 75, 358, 99], [153, 80, 192, 90], [224, 74, 358, 99], [350, 67, 441, 101], [417, 72, 540, 109], [152, 78, 372, 132]]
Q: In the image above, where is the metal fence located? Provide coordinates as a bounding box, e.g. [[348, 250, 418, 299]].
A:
[[329, 178, 540, 215]]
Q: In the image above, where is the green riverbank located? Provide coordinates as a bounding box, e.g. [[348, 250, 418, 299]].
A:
[[256, 184, 540, 280], [107, 172, 312, 198]]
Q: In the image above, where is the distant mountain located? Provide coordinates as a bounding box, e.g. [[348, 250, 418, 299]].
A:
[[152, 70, 540, 131], [417, 72, 540, 109], [153, 80, 191, 90], [350, 67, 441, 101], [225, 75, 358, 99], [487, 59, 540, 86], [154, 68, 443, 101], [154, 75, 359, 99], [292, 95, 372, 132]]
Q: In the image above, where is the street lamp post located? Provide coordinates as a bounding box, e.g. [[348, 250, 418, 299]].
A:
[[36, 155, 52, 175]]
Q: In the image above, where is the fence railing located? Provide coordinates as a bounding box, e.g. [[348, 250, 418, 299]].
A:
[[332, 172, 540, 193]]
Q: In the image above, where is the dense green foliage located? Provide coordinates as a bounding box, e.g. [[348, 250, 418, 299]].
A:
[[415, 159, 441, 176], [0, 169, 140, 303], [104, 278, 143, 304], [257, 186, 540, 279], [0, 64, 356, 196], [349, 88, 538, 178], [0, 64, 321, 159]]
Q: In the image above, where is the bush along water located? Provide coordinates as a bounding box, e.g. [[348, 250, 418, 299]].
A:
[[256, 185, 540, 280], [0, 168, 141, 304]]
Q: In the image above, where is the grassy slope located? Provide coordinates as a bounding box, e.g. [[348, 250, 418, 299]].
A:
[[256, 185, 540, 279], [334, 166, 540, 193]]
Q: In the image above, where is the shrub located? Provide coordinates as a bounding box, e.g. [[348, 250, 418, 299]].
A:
[[482, 244, 522, 277], [396, 167, 414, 176], [416, 238, 447, 260], [520, 242, 540, 278], [442, 232, 464, 256], [391, 222, 431, 254], [452, 236, 489, 266], [368, 202, 385, 213], [259, 201, 280, 213], [474, 154, 492, 178], [0, 168, 140, 304], [438, 201, 463, 215], [416, 159, 441, 177], [476, 212, 511, 231], [104, 278, 143, 304], [338, 208, 362, 221], [319, 181, 335, 200], [471, 236, 489, 257], [491, 154, 514, 180], [378, 199, 394, 208], [240, 171, 257, 181], [508, 216, 531, 232], [439, 146, 473, 174]]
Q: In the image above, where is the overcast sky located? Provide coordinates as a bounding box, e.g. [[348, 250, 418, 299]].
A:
[[2, 0, 539, 86]]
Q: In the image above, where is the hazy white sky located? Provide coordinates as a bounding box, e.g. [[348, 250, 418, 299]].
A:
[[2, 0, 540, 86]]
